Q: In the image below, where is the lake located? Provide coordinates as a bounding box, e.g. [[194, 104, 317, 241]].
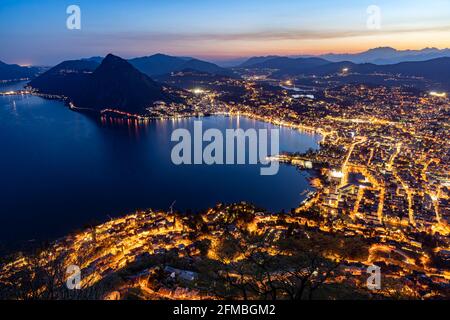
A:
[[0, 82, 321, 248]]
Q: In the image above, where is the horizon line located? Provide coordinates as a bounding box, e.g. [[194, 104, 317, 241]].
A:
[[5, 45, 450, 67]]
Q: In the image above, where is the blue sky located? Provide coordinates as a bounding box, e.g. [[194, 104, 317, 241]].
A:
[[1, 0, 450, 65]]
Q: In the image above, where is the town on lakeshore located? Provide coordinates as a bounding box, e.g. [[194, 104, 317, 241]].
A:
[[1, 55, 449, 300], [0, 0, 449, 302]]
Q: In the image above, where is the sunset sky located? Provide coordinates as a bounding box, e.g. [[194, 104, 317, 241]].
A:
[[1, 0, 450, 65]]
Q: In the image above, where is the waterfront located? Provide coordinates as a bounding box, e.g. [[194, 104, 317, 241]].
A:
[[0, 85, 321, 247]]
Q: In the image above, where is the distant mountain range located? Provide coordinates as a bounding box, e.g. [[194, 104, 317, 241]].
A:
[[15, 48, 450, 114], [326, 58, 450, 85], [80, 53, 236, 78], [238, 56, 282, 68], [30, 54, 172, 114], [128, 54, 236, 78], [237, 54, 450, 88], [237, 47, 450, 67], [318, 47, 450, 65], [0, 60, 40, 81]]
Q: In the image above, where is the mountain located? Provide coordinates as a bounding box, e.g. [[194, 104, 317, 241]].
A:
[[181, 58, 234, 76], [303, 57, 450, 84], [77, 54, 170, 113], [238, 56, 282, 68], [129, 54, 236, 78], [0, 60, 40, 81], [129, 54, 188, 76], [30, 54, 172, 114], [319, 47, 450, 65], [256, 56, 450, 88], [238, 47, 450, 67], [373, 57, 450, 84], [244, 57, 330, 76], [28, 59, 100, 98]]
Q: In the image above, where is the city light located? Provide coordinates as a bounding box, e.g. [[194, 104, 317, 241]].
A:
[[330, 170, 344, 178], [192, 88, 205, 95], [429, 91, 447, 98]]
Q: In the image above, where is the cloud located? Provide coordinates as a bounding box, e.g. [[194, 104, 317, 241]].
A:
[[98, 25, 450, 43]]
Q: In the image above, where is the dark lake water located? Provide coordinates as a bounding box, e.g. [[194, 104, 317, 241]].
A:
[[0, 82, 321, 248]]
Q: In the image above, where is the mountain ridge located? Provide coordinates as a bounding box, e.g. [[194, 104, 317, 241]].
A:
[[318, 46, 450, 64], [29, 54, 172, 114], [238, 47, 450, 67], [128, 53, 236, 78], [0, 60, 40, 81]]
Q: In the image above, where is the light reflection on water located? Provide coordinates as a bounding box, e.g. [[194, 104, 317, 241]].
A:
[[0, 91, 321, 247]]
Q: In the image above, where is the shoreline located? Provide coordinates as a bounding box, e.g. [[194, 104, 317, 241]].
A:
[[2, 82, 329, 138], [0, 87, 324, 254]]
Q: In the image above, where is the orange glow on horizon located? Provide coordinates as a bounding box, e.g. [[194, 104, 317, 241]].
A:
[[165, 30, 450, 60]]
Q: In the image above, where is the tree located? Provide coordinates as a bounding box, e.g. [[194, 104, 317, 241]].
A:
[[196, 226, 357, 300]]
